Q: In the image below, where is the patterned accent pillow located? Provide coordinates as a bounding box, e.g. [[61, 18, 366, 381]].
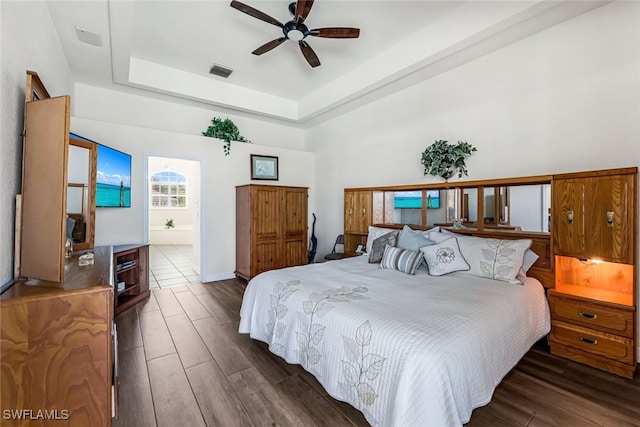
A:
[[368, 230, 399, 263], [420, 237, 470, 276], [397, 225, 435, 251], [365, 226, 396, 254], [379, 245, 423, 275], [454, 234, 532, 284]]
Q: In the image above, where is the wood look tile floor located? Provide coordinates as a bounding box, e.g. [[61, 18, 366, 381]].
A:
[[114, 279, 640, 427]]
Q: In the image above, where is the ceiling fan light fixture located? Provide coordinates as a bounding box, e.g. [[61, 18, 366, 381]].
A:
[[287, 29, 305, 42], [209, 64, 234, 78]]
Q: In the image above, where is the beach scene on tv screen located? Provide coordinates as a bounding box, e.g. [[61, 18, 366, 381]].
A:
[[394, 190, 440, 209], [96, 144, 131, 207]]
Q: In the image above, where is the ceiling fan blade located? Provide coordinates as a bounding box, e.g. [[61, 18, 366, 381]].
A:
[[295, 0, 314, 23], [252, 37, 287, 55], [230, 0, 283, 28], [310, 27, 360, 38], [299, 41, 320, 68]]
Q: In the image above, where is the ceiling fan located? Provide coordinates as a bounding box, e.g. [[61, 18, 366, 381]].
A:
[[230, 0, 360, 68]]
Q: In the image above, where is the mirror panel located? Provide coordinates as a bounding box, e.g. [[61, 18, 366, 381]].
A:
[[480, 184, 549, 232], [66, 185, 84, 213], [390, 190, 423, 226], [461, 188, 478, 224], [484, 187, 495, 222], [67, 137, 97, 250], [372, 180, 551, 234], [484, 186, 509, 226], [425, 189, 455, 227], [507, 184, 551, 233]]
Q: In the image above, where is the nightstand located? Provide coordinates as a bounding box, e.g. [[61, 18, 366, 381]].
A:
[[550, 169, 637, 379], [548, 286, 636, 379]]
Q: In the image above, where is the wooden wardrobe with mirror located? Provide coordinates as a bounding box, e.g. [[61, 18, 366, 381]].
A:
[[19, 72, 97, 282]]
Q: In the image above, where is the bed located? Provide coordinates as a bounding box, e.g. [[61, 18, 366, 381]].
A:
[[239, 245, 551, 426]]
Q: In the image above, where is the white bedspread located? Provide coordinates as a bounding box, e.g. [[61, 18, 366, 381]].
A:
[[239, 255, 550, 426]]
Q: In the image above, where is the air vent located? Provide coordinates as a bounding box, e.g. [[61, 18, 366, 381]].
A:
[[209, 64, 233, 79], [75, 26, 102, 47]]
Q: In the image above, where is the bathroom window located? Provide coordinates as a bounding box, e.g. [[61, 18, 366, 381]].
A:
[[150, 170, 187, 208]]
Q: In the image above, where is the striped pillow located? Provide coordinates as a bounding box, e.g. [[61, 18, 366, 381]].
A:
[[379, 245, 423, 275]]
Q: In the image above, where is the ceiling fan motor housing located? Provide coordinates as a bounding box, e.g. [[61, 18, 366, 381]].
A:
[[288, 2, 297, 16]]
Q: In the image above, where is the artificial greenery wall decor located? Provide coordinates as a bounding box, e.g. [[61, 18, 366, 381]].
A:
[[202, 117, 250, 156], [420, 139, 477, 180]]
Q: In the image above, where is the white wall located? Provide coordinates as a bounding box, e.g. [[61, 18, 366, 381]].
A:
[[70, 116, 315, 282], [0, 1, 73, 287]]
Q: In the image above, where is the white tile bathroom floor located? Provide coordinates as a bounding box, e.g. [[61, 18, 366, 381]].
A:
[[149, 245, 200, 289]]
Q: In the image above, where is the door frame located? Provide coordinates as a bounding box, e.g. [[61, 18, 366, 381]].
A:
[[143, 152, 205, 279]]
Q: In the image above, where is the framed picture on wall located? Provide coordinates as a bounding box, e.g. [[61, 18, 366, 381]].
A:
[[251, 155, 279, 181]]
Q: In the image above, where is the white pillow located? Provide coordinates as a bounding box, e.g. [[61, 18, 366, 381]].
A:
[[521, 249, 539, 272], [397, 225, 435, 251], [365, 226, 396, 254], [419, 226, 440, 237], [518, 249, 540, 277], [420, 237, 470, 276], [454, 234, 532, 284], [422, 229, 452, 243]]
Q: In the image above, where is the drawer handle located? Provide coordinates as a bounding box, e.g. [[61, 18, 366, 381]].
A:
[[606, 211, 614, 227], [579, 336, 598, 345], [578, 311, 597, 320]]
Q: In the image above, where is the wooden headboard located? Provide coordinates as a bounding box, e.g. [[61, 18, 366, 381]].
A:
[[372, 224, 554, 288]]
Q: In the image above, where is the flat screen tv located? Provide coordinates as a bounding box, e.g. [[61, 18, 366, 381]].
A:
[[394, 190, 440, 209], [96, 144, 131, 207]]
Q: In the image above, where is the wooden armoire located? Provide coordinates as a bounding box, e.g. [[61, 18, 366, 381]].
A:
[[236, 184, 308, 280]]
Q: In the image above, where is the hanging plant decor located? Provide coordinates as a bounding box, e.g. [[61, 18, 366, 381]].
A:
[[420, 139, 477, 181], [202, 117, 250, 156]]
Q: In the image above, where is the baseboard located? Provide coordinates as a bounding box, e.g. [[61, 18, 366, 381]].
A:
[[201, 271, 235, 283]]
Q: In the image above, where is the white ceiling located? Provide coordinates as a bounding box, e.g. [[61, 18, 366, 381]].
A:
[[46, 0, 608, 124]]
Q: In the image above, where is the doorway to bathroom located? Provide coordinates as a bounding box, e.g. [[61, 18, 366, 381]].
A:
[[146, 155, 202, 289]]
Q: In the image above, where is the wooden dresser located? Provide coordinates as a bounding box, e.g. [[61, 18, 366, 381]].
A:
[[549, 167, 637, 378], [1, 247, 115, 426], [236, 185, 308, 280]]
